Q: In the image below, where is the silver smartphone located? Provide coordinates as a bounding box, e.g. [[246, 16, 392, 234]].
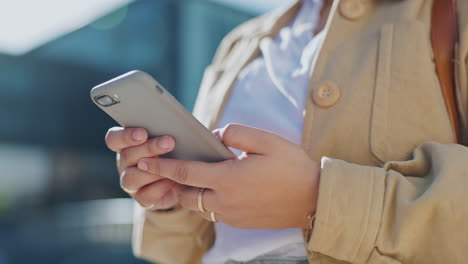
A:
[[90, 70, 234, 162]]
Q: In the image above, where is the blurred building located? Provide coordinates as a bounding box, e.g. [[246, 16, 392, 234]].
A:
[[0, 0, 285, 263]]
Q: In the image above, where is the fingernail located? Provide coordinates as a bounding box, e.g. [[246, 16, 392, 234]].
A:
[[138, 160, 148, 171], [212, 129, 221, 140], [120, 174, 138, 194], [142, 204, 155, 210], [121, 184, 137, 194], [158, 136, 173, 149], [133, 129, 146, 141], [219, 124, 230, 138]]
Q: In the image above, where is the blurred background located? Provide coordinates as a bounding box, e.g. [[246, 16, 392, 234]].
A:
[[0, 0, 287, 263]]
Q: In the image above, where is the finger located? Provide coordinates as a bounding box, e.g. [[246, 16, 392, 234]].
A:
[[105, 127, 148, 152], [217, 124, 288, 155], [137, 158, 225, 188], [178, 186, 219, 213], [119, 136, 175, 169], [135, 179, 178, 210], [120, 167, 165, 194]]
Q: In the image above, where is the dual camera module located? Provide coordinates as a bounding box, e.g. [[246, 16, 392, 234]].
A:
[[95, 95, 120, 107]]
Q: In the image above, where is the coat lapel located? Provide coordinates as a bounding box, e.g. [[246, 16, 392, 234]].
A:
[[193, 0, 302, 131]]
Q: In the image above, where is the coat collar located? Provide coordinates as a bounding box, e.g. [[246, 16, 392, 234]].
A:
[[256, 0, 302, 38], [204, 0, 303, 130]]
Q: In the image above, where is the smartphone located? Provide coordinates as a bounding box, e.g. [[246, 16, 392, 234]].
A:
[[90, 70, 234, 162]]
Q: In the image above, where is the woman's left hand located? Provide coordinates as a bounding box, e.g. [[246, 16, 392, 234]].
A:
[[137, 124, 321, 229]]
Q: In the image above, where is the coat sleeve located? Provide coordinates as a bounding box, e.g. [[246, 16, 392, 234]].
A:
[[132, 205, 214, 264], [306, 142, 468, 263]]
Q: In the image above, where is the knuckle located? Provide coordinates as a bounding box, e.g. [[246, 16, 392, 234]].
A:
[[150, 159, 161, 175], [136, 187, 156, 207], [160, 180, 176, 195], [157, 190, 175, 209], [125, 128, 135, 144], [135, 191, 149, 206], [175, 166, 189, 184], [148, 138, 161, 154], [136, 181, 172, 207]]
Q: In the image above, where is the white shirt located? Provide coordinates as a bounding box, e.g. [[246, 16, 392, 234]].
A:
[[203, 0, 324, 263]]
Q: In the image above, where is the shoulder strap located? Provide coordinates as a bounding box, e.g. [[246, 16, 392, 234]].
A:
[[431, 0, 460, 143]]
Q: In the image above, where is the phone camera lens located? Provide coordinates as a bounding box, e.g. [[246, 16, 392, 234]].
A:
[[95, 95, 119, 107]]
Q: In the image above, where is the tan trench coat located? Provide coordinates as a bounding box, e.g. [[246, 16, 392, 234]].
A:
[[132, 0, 468, 263]]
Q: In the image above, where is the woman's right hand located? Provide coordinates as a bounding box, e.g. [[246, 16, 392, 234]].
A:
[[105, 127, 180, 210]]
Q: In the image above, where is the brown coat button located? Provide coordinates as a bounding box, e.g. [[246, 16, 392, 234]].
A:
[[312, 81, 341, 108], [340, 0, 367, 20]]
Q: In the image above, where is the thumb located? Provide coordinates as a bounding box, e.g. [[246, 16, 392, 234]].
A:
[[214, 124, 286, 155]]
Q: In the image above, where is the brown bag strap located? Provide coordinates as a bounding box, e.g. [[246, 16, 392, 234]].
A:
[[432, 0, 460, 143]]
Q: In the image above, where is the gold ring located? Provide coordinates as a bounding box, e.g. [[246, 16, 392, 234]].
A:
[[197, 188, 207, 212], [210, 211, 217, 222]]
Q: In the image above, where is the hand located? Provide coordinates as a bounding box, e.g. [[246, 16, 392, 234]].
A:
[[105, 127, 180, 210], [136, 124, 321, 229]]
